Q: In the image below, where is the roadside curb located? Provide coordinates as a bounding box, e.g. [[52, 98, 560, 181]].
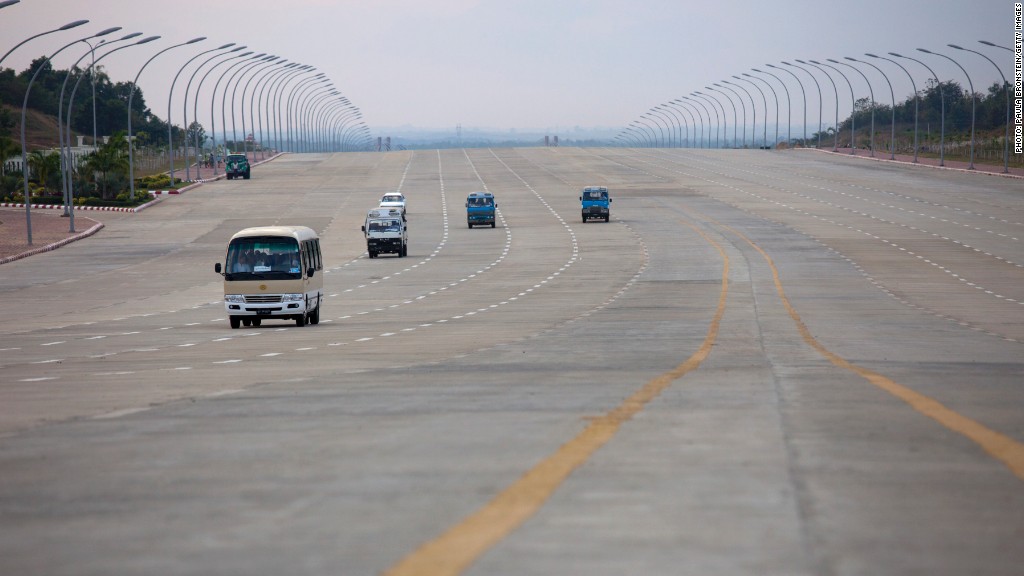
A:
[[800, 147, 1024, 180], [0, 220, 105, 266], [1, 152, 284, 264]]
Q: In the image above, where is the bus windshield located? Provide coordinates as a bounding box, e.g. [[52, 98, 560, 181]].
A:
[[225, 236, 301, 279]]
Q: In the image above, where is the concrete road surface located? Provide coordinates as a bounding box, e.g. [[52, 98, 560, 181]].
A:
[[0, 148, 1022, 575]]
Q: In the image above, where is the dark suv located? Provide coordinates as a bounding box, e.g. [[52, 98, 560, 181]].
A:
[[225, 153, 250, 180]]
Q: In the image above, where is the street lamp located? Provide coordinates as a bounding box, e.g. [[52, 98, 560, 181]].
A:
[[752, 68, 789, 146], [314, 97, 346, 152], [287, 74, 326, 151], [196, 49, 251, 175], [742, 73, 777, 147], [722, 79, 756, 148], [19, 22, 102, 244], [61, 34, 155, 233], [642, 112, 668, 147], [951, 43, 1010, 173], [847, 56, 895, 160], [769, 63, 807, 146], [166, 39, 223, 186], [691, 92, 722, 149], [235, 56, 280, 159], [868, 53, 919, 162], [128, 37, 205, 200], [630, 121, 656, 147], [829, 58, 875, 157], [301, 86, 335, 152], [221, 53, 267, 156], [680, 97, 709, 148], [918, 47, 976, 169], [891, 53, 944, 165], [783, 61, 821, 148], [657, 104, 686, 148], [247, 60, 291, 159], [0, 18, 87, 68], [182, 45, 242, 180], [732, 76, 767, 148], [707, 86, 738, 148], [208, 52, 259, 168], [269, 65, 313, 153], [295, 78, 331, 152], [813, 60, 857, 154], [666, 100, 698, 148], [631, 120, 658, 147], [55, 27, 124, 217], [800, 60, 839, 151]]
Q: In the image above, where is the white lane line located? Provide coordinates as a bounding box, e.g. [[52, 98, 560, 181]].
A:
[[93, 407, 150, 419]]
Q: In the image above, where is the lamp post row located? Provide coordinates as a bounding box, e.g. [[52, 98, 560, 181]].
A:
[[619, 42, 1010, 172], [3, 15, 372, 244]]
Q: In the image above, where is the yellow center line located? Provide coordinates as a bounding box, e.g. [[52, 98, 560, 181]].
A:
[[383, 219, 730, 576], [717, 220, 1024, 481]]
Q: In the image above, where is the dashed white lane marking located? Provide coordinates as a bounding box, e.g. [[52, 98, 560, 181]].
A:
[[93, 407, 150, 420]]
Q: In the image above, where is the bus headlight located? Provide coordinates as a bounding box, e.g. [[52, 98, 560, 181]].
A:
[[282, 293, 304, 302], [225, 294, 246, 303]]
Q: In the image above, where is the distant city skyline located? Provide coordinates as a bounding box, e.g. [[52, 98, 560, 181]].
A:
[[0, 0, 1011, 133]]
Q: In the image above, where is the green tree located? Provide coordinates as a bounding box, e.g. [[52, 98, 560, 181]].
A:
[[85, 130, 129, 199], [186, 121, 206, 151], [0, 136, 19, 176], [27, 150, 60, 192]]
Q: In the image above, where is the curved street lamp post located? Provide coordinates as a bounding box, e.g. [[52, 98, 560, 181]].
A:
[[128, 37, 205, 200], [891, 53, 944, 165], [918, 48, 976, 169], [829, 58, 875, 156], [19, 21, 98, 244], [868, 53, 919, 162], [181, 45, 241, 180], [952, 43, 1010, 173], [800, 60, 840, 151], [752, 68, 789, 146], [812, 60, 856, 154], [741, 73, 776, 147], [707, 86, 738, 148], [61, 34, 155, 232], [784, 61, 822, 148], [847, 56, 895, 160], [723, 79, 757, 148], [666, 101, 698, 148], [769, 63, 807, 146], [693, 92, 723, 148]]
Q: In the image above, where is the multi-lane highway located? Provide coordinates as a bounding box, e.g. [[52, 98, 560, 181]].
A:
[[1, 148, 1022, 575]]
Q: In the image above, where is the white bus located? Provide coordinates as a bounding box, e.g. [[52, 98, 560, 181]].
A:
[[214, 226, 323, 328]]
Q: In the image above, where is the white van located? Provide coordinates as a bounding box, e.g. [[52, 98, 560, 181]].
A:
[[214, 226, 323, 328]]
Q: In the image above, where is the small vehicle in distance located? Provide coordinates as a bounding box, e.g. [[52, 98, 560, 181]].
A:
[[214, 226, 323, 328], [225, 153, 251, 180], [362, 207, 408, 258], [580, 186, 611, 222], [379, 192, 406, 216], [465, 192, 497, 228]]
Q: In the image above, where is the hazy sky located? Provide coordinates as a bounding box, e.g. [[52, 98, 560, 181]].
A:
[[0, 0, 1012, 135]]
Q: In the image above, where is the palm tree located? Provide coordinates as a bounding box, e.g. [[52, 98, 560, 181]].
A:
[[85, 131, 129, 199], [27, 150, 60, 193]]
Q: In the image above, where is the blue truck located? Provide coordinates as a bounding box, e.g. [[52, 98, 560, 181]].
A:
[[466, 192, 497, 228], [580, 186, 611, 222]]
